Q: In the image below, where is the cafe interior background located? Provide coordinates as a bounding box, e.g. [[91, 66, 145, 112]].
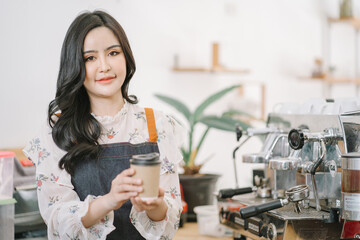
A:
[[1, 0, 360, 239]]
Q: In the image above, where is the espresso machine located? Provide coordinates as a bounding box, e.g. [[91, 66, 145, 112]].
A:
[[218, 108, 360, 240]]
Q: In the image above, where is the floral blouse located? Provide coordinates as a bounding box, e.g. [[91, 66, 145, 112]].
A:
[[23, 101, 184, 240]]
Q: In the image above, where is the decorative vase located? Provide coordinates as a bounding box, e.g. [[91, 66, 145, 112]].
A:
[[340, 0, 353, 18]]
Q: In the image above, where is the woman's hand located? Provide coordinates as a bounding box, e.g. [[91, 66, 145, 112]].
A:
[[103, 168, 143, 211], [82, 168, 142, 228], [130, 187, 168, 221]]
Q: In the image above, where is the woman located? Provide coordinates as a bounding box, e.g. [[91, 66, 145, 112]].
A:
[[23, 10, 183, 240]]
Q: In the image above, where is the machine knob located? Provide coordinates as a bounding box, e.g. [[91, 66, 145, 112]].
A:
[[267, 223, 277, 240], [288, 129, 305, 150], [236, 125, 243, 142]]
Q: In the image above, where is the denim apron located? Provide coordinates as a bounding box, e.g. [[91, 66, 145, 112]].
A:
[[72, 108, 159, 240]]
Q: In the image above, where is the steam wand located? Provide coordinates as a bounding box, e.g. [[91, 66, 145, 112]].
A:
[[232, 125, 274, 188], [233, 125, 251, 188], [310, 139, 326, 211], [233, 141, 251, 188]]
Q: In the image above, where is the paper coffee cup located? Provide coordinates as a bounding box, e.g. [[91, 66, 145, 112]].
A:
[[130, 152, 161, 200]]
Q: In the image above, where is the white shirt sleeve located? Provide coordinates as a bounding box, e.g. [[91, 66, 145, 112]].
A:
[[129, 111, 184, 240], [23, 122, 115, 240]]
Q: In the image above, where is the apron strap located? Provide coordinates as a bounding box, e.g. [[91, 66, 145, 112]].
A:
[[144, 108, 158, 143]]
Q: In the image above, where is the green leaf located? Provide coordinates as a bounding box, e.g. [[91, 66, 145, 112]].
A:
[[222, 109, 255, 119], [199, 115, 251, 132], [194, 127, 210, 159], [181, 147, 190, 165], [154, 94, 192, 121], [193, 85, 240, 123]]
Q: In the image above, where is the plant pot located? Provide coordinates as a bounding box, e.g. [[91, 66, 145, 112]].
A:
[[179, 173, 220, 221]]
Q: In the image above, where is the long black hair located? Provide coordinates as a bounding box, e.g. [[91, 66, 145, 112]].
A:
[[48, 10, 137, 175]]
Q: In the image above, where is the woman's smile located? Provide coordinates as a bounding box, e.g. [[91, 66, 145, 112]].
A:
[[96, 76, 116, 84]]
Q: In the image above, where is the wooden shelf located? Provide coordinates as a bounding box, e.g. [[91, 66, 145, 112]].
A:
[[298, 76, 359, 84], [301, 17, 360, 98], [328, 17, 360, 29], [172, 43, 250, 74]]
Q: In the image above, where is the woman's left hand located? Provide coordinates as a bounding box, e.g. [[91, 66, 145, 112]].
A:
[[130, 187, 168, 221]]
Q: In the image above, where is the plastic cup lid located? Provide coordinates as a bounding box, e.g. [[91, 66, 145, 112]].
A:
[[0, 152, 15, 158], [130, 152, 160, 165]]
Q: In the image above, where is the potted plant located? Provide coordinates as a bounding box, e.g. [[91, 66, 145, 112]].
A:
[[155, 84, 252, 220]]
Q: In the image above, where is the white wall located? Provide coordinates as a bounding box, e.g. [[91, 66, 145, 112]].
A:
[[0, 0, 357, 190]]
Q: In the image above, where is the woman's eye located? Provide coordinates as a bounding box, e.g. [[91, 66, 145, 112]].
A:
[[84, 56, 95, 62], [109, 51, 120, 56]]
